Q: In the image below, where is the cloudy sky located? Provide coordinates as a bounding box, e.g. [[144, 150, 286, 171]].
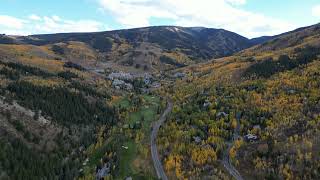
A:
[[1, 0, 320, 38]]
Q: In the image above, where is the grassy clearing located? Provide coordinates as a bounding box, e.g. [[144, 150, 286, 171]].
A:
[[115, 97, 131, 109], [81, 94, 161, 179], [115, 94, 160, 179], [117, 140, 137, 178]]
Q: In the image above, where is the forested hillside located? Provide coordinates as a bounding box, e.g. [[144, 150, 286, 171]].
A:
[[0, 40, 164, 179], [157, 23, 320, 179], [0, 56, 118, 179]]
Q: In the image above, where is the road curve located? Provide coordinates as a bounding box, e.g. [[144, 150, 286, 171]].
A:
[[222, 118, 244, 180], [151, 100, 173, 180]]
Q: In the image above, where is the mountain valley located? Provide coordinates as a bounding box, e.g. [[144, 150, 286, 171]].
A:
[[0, 23, 320, 180]]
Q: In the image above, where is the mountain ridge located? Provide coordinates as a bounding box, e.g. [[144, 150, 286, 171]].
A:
[[0, 26, 257, 72]]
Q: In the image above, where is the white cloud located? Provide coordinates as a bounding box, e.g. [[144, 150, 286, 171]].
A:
[[0, 15, 106, 35], [35, 16, 104, 33], [28, 14, 41, 21], [99, 0, 176, 27], [0, 15, 25, 29], [52, 15, 61, 22], [226, 0, 246, 5], [312, 5, 320, 18], [98, 0, 296, 38]]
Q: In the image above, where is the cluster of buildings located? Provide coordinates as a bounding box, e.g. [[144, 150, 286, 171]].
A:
[[108, 72, 133, 81], [107, 71, 161, 91], [108, 72, 134, 90], [112, 79, 133, 90]]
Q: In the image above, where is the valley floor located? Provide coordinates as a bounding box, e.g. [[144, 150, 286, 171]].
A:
[[1, 23, 320, 180]]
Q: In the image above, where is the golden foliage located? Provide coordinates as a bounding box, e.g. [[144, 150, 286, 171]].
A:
[[191, 147, 217, 166]]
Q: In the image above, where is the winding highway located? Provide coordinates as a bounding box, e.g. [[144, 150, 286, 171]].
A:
[[151, 100, 173, 180]]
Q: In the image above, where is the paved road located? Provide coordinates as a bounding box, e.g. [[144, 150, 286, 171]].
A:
[[151, 100, 173, 180], [222, 118, 244, 180]]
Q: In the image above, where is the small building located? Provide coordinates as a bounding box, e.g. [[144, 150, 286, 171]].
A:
[[122, 146, 129, 149], [143, 73, 153, 85], [193, 136, 202, 144], [288, 89, 296, 94], [108, 72, 133, 81], [174, 72, 186, 78], [203, 100, 211, 108], [112, 79, 133, 91], [217, 112, 228, 118], [151, 82, 161, 88], [141, 88, 150, 94], [144, 78, 151, 85], [253, 125, 261, 130], [124, 83, 133, 91], [112, 79, 125, 87], [82, 158, 89, 166], [244, 134, 258, 142], [94, 69, 105, 73], [96, 163, 111, 180]]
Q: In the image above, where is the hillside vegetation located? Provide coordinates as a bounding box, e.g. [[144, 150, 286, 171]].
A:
[[157, 23, 320, 179], [0, 55, 119, 179], [1, 26, 259, 73], [1, 23, 320, 179], [0, 37, 165, 179]]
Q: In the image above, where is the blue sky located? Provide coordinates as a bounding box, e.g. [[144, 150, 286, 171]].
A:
[[0, 0, 319, 38]]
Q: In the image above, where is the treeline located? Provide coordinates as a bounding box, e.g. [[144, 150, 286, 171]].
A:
[[244, 46, 320, 78], [0, 61, 79, 81], [7, 81, 115, 126], [0, 138, 78, 180], [0, 61, 53, 78], [160, 55, 186, 68], [0, 67, 20, 80], [63, 61, 86, 71], [57, 71, 79, 80], [51, 44, 65, 55], [69, 81, 110, 99]]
